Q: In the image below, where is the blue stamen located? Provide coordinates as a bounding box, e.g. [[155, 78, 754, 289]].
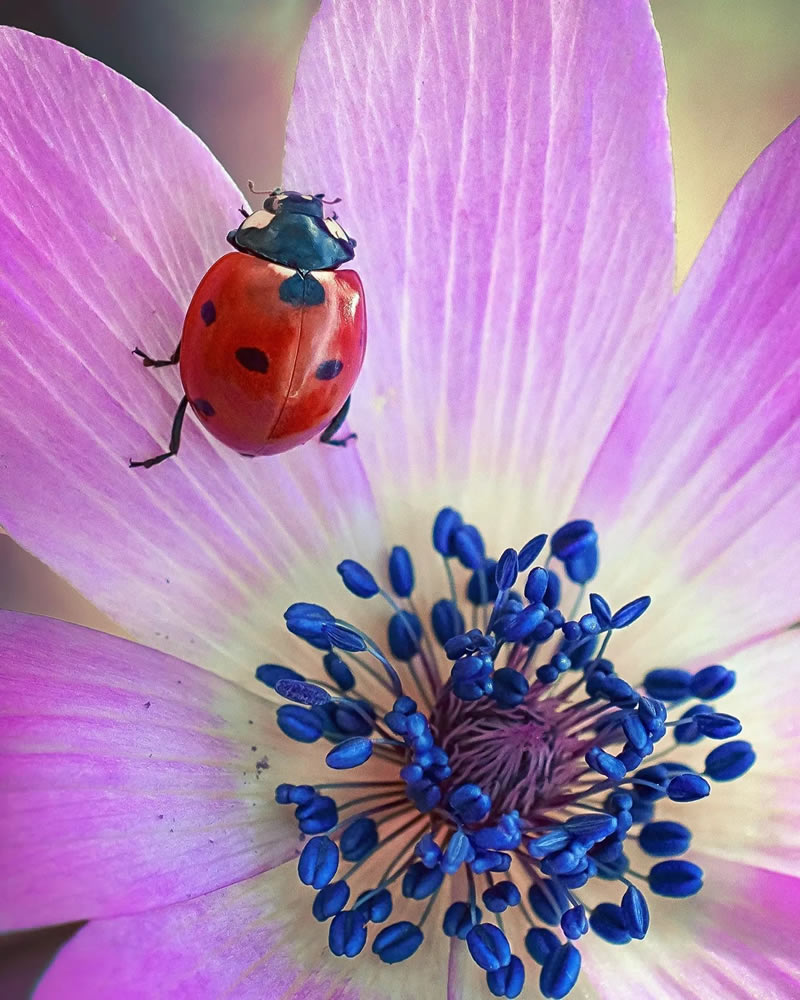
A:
[[264, 511, 753, 996]]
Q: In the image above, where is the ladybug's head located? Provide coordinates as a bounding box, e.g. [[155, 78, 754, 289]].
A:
[[261, 189, 327, 220]]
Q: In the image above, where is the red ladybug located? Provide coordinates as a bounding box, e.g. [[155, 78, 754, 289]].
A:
[[130, 188, 365, 467]]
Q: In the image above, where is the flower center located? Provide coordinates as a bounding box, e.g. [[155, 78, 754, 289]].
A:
[[260, 509, 755, 999], [431, 688, 585, 821]]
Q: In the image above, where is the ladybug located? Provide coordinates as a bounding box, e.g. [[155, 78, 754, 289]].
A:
[[130, 187, 365, 467]]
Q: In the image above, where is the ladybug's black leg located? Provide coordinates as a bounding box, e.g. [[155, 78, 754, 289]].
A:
[[320, 395, 357, 448], [132, 341, 181, 368], [239, 206, 249, 218], [129, 395, 189, 469]]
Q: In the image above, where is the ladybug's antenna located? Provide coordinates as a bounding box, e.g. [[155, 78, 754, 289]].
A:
[[321, 196, 342, 205], [247, 180, 280, 196]]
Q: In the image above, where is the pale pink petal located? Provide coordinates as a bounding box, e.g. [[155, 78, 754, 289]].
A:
[[0, 28, 380, 685], [285, 0, 675, 540], [582, 859, 800, 1000], [0, 612, 317, 931], [578, 118, 800, 661], [36, 861, 451, 1000]]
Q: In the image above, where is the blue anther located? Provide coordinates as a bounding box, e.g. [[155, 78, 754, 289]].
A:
[[536, 664, 559, 685], [525, 927, 559, 964], [585, 746, 627, 781], [339, 817, 378, 861], [588, 902, 631, 944], [275, 677, 331, 707], [255, 663, 303, 689], [674, 704, 715, 744], [284, 603, 334, 650], [518, 534, 547, 571], [471, 850, 511, 874], [611, 595, 651, 629], [431, 599, 466, 645], [394, 695, 417, 714], [472, 814, 521, 851], [442, 829, 473, 874], [408, 781, 441, 812], [449, 783, 491, 823], [443, 901, 481, 939], [531, 619, 556, 642], [694, 712, 742, 739], [298, 835, 339, 888], [690, 664, 736, 699], [355, 887, 393, 923], [415, 833, 443, 868], [542, 570, 561, 609], [387, 611, 422, 660], [312, 880, 350, 920], [495, 548, 519, 590], [432, 507, 463, 557], [444, 633, 474, 659], [275, 782, 314, 805], [633, 764, 669, 801], [560, 904, 588, 939], [372, 921, 424, 964], [466, 562, 500, 606], [482, 881, 521, 913], [667, 772, 710, 802], [323, 622, 367, 653], [527, 880, 568, 925], [492, 667, 529, 708], [328, 909, 367, 957], [551, 520, 597, 560], [487, 955, 525, 998], [527, 828, 571, 859], [564, 812, 617, 844], [541, 849, 585, 877], [588, 593, 612, 629], [524, 566, 549, 604], [609, 790, 633, 811], [296, 794, 338, 834], [337, 559, 380, 598], [579, 613, 601, 635], [562, 621, 582, 642], [565, 546, 598, 584], [276, 704, 324, 743], [648, 859, 704, 897], [621, 885, 650, 939], [388, 545, 415, 597], [323, 651, 355, 691], [638, 696, 668, 728], [643, 668, 692, 702], [467, 923, 511, 972], [325, 737, 373, 770], [705, 740, 756, 781], [454, 524, 486, 570], [452, 655, 492, 684], [495, 605, 545, 642], [329, 700, 374, 737], [540, 942, 582, 999], [597, 675, 638, 708], [621, 711, 649, 750], [402, 861, 444, 900]]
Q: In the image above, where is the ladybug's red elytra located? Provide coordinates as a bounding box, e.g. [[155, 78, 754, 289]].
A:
[[130, 188, 366, 468]]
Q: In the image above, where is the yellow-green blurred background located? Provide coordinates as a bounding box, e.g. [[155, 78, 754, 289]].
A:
[[1, 0, 799, 627]]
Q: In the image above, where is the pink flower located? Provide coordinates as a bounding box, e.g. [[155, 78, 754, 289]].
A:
[[1, 1, 799, 997]]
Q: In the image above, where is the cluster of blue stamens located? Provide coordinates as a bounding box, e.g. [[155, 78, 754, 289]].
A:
[[257, 510, 755, 998]]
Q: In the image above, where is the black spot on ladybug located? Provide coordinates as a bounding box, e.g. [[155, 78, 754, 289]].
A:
[[193, 398, 215, 417], [235, 347, 270, 373], [316, 359, 344, 381], [200, 300, 216, 326], [239, 452, 257, 458], [279, 272, 325, 307]]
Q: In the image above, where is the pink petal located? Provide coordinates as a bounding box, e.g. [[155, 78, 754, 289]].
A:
[[582, 859, 800, 1000], [0, 28, 380, 683], [37, 860, 452, 1000], [285, 0, 675, 537], [577, 117, 800, 660], [0, 612, 316, 932]]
